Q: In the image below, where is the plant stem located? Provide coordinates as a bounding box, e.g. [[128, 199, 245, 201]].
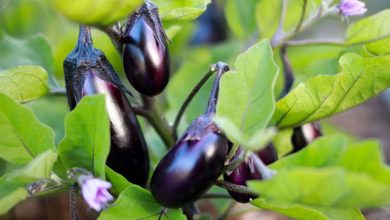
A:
[[272, 2, 333, 47], [278, 45, 294, 99], [294, 0, 308, 34], [69, 184, 79, 220], [141, 95, 175, 148], [223, 150, 245, 173], [215, 180, 258, 197], [285, 34, 390, 47], [173, 66, 217, 138]]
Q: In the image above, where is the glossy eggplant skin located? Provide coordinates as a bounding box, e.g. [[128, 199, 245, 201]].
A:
[[291, 123, 322, 154], [122, 4, 169, 96], [81, 72, 149, 187], [64, 26, 149, 187], [150, 115, 228, 208], [224, 144, 278, 203]]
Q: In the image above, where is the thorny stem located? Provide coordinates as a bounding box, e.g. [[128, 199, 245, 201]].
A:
[[173, 66, 217, 139], [223, 149, 245, 173], [69, 184, 79, 220], [215, 180, 258, 198], [205, 62, 230, 114]]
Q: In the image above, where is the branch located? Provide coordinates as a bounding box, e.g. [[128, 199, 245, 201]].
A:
[[285, 34, 390, 47], [173, 66, 217, 138], [271, 0, 288, 47], [294, 0, 308, 34], [215, 180, 259, 198], [278, 45, 294, 99], [141, 96, 175, 148]]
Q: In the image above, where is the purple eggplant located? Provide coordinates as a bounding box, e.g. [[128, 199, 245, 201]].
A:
[[223, 144, 278, 203], [291, 122, 322, 154], [122, 2, 169, 96], [150, 62, 230, 208], [63, 26, 149, 187]]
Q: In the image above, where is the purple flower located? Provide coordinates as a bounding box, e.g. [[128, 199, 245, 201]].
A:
[[339, 0, 367, 17], [79, 176, 114, 211]]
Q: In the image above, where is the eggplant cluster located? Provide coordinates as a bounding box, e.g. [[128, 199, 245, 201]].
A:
[[150, 62, 230, 208], [122, 2, 170, 96], [63, 26, 149, 187], [223, 144, 278, 203]]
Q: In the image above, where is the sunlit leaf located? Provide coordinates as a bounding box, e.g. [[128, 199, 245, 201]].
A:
[[215, 40, 279, 150], [0, 93, 55, 164], [153, 0, 211, 20], [0, 65, 49, 102], [273, 53, 390, 128], [58, 95, 110, 178], [99, 185, 185, 220], [0, 150, 57, 214], [49, 0, 142, 26]]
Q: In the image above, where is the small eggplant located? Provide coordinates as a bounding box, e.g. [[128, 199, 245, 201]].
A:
[[291, 122, 322, 154], [223, 144, 278, 203], [63, 26, 149, 187], [122, 2, 169, 96], [150, 62, 230, 208]]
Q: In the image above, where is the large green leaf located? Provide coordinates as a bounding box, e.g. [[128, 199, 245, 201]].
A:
[[0, 34, 57, 87], [215, 40, 279, 150], [153, 0, 211, 20], [0, 150, 57, 214], [99, 185, 185, 220], [0, 65, 49, 103], [273, 53, 390, 128], [346, 9, 390, 55], [225, 0, 257, 40], [58, 95, 110, 179], [0, 93, 55, 164], [248, 135, 390, 208], [49, 0, 142, 26], [252, 198, 364, 220]]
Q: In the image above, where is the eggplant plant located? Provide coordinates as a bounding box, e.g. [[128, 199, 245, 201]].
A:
[[0, 0, 390, 220]]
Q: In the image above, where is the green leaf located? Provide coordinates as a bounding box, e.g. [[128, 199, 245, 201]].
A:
[[49, 0, 143, 26], [0, 150, 57, 214], [249, 167, 390, 208], [0, 34, 57, 87], [248, 135, 390, 208], [105, 166, 131, 195], [215, 40, 279, 150], [99, 185, 185, 220], [0, 65, 49, 102], [0, 92, 55, 164], [273, 53, 390, 128], [58, 95, 110, 178], [346, 9, 390, 55], [153, 0, 211, 20], [252, 198, 364, 220], [225, 0, 257, 40]]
